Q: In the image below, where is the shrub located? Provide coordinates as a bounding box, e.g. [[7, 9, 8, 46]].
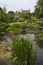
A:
[[12, 37, 36, 65], [17, 18, 24, 22], [7, 24, 22, 34]]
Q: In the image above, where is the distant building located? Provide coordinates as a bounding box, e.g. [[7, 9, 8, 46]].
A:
[[21, 9, 30, 13]]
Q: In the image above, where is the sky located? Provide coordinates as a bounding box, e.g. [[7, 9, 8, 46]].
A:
[[0, 0, 38, 12]]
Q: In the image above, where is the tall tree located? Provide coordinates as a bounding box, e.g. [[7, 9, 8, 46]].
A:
[[0, 7, 9, 22], [8, 11, 14, 22], [34, 0, 43, 18], [3, 6, 6, 13], [0, 7, 10, 36], [0, 7, 3, 21]]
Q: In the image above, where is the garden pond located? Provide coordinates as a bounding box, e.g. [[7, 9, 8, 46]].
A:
[[0, 33, 43, 65]]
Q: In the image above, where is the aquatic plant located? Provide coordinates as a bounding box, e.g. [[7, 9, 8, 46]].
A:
[[12, 37, 36, 65]]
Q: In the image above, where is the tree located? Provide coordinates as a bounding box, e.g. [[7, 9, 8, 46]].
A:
[[34, 0, 43, 18], [3, 6, 6, 13], [0, 7, 10, 37], [37, 0, 43, 6], [20, 10, 31, 20], [0, 7, 9, 22], [34, 6, 40, 18], [8, 11, 14, 22], [0, 7, 3, 21]]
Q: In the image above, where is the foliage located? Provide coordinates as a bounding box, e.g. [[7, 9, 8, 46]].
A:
[[0, 22, 10, 36], [34, 0, 43, 18], [39, 12, 43, 18], [40, 30, 43, 39], [12, 37, 36, 65], [14, 16, 20, 22], [20, 12, 31, 20], [1, 13, 10, 22], [34, 7, 40, 18], [17, 18, 24, 22], [8, 11, 14, 22], [0, 7, 9, 22], [27, 19, 40, 27], [7, 24, 22, 34], [37, 0, 43, 6], [0, 7, 10, 36]]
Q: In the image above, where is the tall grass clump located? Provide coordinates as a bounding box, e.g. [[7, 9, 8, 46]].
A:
[[12, 37, 36, 65]]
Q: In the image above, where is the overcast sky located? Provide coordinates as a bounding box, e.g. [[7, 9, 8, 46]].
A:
[[0, 0, 38, 12]]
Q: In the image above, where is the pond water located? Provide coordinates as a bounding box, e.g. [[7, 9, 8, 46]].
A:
[[18, 34, 43, 65], [0, 34, 43, 65]]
